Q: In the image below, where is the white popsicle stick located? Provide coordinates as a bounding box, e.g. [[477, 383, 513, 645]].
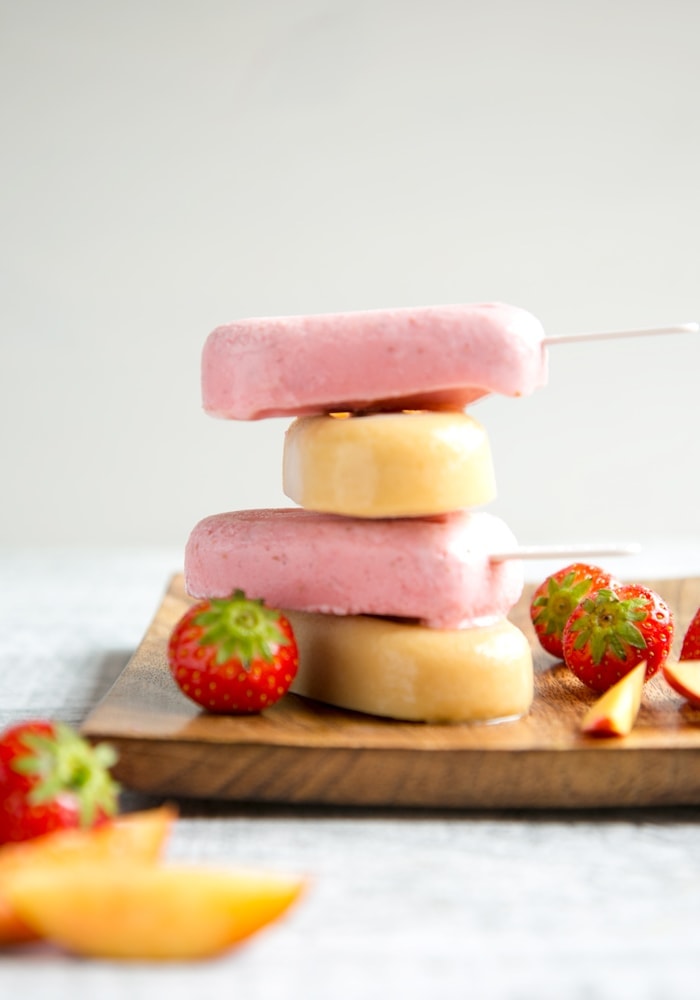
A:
[[489, 542, 641, 563], [543, 322, 698, 346]]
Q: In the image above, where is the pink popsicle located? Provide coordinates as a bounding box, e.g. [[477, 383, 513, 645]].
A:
[[201, 303, 547, 420], [184, 508, 524, 629]]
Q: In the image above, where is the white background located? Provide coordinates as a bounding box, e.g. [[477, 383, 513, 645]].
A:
[[2, 0, 699, 557]]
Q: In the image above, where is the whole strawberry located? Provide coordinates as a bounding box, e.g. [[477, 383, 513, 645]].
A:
[[562, 584, 673, 692], [0, 721, 119, 845], [680, 608, 700, 660], [530, 563, 617, 659], [168, 590, 299, 714]]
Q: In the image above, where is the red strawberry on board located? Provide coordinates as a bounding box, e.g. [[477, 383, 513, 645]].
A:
[[530, 563, 618, 659], [0, 721, 119, 845], [562, 584, 673, 692], [168, 590, 299, 714], [680, 608, 700, 661]]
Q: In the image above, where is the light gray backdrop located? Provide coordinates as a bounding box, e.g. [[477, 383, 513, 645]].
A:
[[2, 0, 698, 553]]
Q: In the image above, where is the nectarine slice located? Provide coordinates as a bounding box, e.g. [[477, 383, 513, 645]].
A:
[[662, 659, 700, 708], [6, 863, 305, 960], [0, 806, 175, 946], [581, 660, 646, 737]]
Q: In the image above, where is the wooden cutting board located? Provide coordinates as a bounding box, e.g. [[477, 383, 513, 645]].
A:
[[81, 574, 700, 809]]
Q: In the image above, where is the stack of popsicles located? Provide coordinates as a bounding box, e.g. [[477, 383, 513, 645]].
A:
[[185, 303, 549, 723]]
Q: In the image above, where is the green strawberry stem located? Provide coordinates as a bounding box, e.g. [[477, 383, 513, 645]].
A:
[[11, 723, 120, 826], [568, 589, 648, 664], [532, 569, 596, 638], [194, 590, 290, 669]]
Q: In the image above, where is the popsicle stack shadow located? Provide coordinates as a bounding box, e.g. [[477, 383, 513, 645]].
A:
[[185, 303, 554, 724]]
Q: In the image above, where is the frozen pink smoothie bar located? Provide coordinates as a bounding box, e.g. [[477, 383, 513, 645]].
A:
[[184, 508, 524, 629], [201, 303, 548, 419]]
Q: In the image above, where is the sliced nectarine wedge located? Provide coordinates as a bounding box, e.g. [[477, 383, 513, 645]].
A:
[[0, 806, 175, 946], [5, 863, 305, 960], [662, 659, 700, 708], [581, 660, 646, 737]]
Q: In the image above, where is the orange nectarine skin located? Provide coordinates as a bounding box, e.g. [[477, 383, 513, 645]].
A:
[[5, 864, 305, 960], [0, 807, 175, 946], [0, 896, 34, 945]]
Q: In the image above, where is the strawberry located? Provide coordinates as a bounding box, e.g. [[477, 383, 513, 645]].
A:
[[0, 721, 119, 845], [680, 608, 700, 660], [168, 590, 299, 714], [562, 584, 673, 692], [530, 563, 617, 658]]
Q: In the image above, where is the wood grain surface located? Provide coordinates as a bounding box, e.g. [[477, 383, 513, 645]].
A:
[[81, 574, 700, 809]]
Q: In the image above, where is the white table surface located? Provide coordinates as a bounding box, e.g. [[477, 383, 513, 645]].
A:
[[2, 545, 700, 1000]]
